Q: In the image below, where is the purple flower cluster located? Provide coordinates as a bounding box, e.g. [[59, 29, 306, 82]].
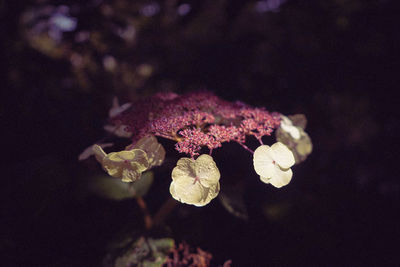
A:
[[111, 91, 281, 157]]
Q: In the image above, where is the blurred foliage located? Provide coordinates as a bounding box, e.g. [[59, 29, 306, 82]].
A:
[[88, 171, 154, 200], [106, 237, 174, 267]]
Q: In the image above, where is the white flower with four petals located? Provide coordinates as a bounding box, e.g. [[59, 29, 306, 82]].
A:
[[170, 154, 220, 207], [253, 142, 295, 188]]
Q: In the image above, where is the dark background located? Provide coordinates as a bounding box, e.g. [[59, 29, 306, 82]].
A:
[[1, 0, 399, 266]]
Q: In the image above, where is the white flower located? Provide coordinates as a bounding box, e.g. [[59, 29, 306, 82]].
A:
[[170, 154, 220, 207], [93, 145, 149, 182], [276, 114, 312, 164], [253, 142, 295, 188]]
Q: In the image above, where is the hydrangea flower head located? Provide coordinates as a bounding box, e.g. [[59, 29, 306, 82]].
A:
[[253, 142, 295, 188], [170, 154, 220, 207], [93, 145, 149, 182]]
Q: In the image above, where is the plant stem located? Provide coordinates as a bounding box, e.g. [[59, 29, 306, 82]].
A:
[[136, 197, 153, 230], [237, 142, 254, 154], [153, 197, 177, 227]]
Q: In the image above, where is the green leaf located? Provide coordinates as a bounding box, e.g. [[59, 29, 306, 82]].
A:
[[113, 237, 174, 267], [88, 171, 154, 200], [218, 184, 248, 220], [130, 171, 154, 197]]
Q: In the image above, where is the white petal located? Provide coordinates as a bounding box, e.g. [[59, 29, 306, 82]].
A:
[[260, 176, 271, 184], [270, 142, 295, 169], [195, 154, 220, 187], [193, 183, 220, 207], [170, 178, 207, 205], [79, 143, 113, 161], [280, 115, 301, 139], [253, 145, 274, 177], [171, 158, 195, 181], [92, 144, 108, 163], [269, 167, 293, 188]]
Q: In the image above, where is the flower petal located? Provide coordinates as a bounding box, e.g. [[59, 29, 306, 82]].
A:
[[268, 167, 293, 188], [195, 154, 220, 187], [270, 142, 295, 169], [121, 168, 141, 182], [92, 144, 108, 163], [102, 158, 122, 178], [172, 157, 195, 180], [296, 132, 313, 156], [133, 135, 165, 167], [170, 178, 207, 206], [253, 145, 275, 177], [280, 115, 301, 139]]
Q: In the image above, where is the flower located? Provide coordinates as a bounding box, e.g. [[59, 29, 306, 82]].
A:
[[253, 142, 295, 188], [93, 145, 149, 182], [275, 114, 312, 164], [132, 135, 166, 168], [170, 154, 220, 206]]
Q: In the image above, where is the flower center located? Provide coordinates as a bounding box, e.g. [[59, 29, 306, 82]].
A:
[[193, 176, 201, 184]]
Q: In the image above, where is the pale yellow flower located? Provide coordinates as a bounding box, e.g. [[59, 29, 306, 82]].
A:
[[93, 145, 149, 182], [253, 142, 295, 188], [133, 135, 165, 168], [170, 154, 220, 207]]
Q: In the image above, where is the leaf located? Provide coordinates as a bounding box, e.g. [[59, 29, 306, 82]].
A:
[[88, 171, 154, 200], [288, 114, 307, 129], [113, 237, 174, 267], [218, 184, 248, 220], [130, 171, 154, 197]]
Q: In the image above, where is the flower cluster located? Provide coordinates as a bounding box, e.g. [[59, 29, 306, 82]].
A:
[[84, 91, 312, 207], [110, 91, 280, 157]]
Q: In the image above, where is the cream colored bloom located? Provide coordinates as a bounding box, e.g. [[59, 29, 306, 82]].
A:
[[133, 135, 166, 168], [93, 145, 149, 182], [276, 114, 312, 164], [170, 154, 220, 207], [253, 142, 295, 188]]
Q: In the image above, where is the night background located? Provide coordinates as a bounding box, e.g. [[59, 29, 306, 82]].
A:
[[1, 0, 399, 266]]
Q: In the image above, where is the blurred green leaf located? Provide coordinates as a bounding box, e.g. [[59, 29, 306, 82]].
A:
[[114, 237, 174, 267], [88, 171, 154, 200], [218, 184, 248, 220]]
